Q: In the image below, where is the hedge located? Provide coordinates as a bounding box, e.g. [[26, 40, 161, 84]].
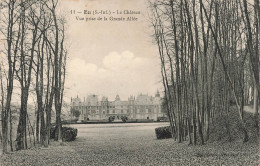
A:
[[155, 126, 172, 139], [50, 126, 78, 141]]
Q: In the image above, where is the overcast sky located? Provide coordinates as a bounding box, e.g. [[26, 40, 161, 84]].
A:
[[0, 0, 256, 104], [60, 0, 162, 101]]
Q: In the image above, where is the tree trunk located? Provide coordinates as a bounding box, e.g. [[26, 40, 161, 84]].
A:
[[16, 89, 29, 150], [36, 109, 40, 143], [9, 109, 13, 151]]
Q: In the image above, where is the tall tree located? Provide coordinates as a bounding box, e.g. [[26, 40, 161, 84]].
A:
[[0, 0, 19, 153], [149, 0, 258, 144]]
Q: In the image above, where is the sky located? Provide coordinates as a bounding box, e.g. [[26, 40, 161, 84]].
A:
[[60, 0, 162, 102], [0, 0, 256, 104], [0, 0, 257, 106]]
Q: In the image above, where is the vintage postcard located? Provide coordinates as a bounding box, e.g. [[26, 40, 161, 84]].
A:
[[0, 0, 259, 165]]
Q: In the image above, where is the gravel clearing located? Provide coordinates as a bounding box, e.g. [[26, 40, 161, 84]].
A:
[[0, 123, 259, 166]]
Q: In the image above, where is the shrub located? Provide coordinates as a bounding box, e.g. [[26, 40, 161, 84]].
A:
[[208, 106, 259, 143], [108, 116, 115, 122], [71, 108, 81, 118], [155, 126, 172, 139], [62, 127, 78, 141], [121, 116, 128, 122], [50, 126, 78, 141], [157, 116, 169, 122]]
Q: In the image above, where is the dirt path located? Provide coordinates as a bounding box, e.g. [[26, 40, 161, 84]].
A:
[[0, 123, 259, 166]]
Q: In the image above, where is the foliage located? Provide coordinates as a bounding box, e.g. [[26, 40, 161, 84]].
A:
[[208, 107, 259, 143], [121, 116, 128, 122], [155, 126, 172, 139], [62, 127, 78, 142], [50, 126, 77, 142], [108, 116, 115, 122], [71, 108, 81, 118]]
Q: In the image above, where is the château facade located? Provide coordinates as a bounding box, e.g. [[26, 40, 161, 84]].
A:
[[70, 91, 166, 121]]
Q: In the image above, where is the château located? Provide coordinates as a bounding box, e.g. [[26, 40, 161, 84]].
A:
[[70, 91, 166, 121]]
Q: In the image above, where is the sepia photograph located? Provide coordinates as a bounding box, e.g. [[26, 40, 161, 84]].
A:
[[0, 0, 259, 165]]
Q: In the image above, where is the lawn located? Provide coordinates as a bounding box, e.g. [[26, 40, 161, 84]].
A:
[[0, 123, 259, 166]]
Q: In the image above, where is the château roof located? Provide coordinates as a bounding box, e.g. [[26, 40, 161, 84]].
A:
[[101, 96, 108, 101], [115, 94, 120, 101]]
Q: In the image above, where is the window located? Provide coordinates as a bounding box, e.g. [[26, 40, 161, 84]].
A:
[[121, 110, 123, 113]]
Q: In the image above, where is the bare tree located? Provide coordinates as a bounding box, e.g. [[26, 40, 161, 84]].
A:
[[43, 0, 67, 142], [149, 0, 258, 144], [0, 0, 19, 153]]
